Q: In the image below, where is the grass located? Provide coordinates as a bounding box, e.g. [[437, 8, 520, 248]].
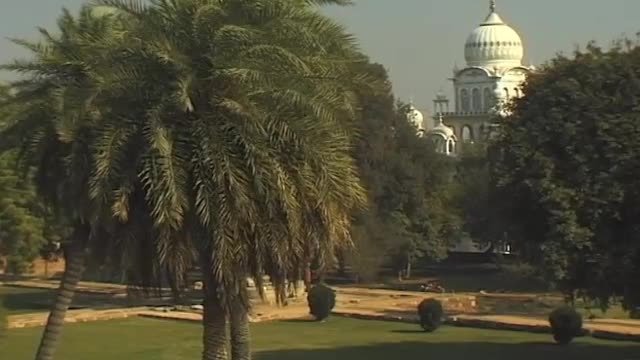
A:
[[2, 317, 639, 360], [0, 284, 168, 315], [0, 286, 55, 315], [476, 294, 631, 319]]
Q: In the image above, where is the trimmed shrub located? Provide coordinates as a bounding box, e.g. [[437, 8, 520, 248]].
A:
[[307, 284, 336, 321], [549, 306, 583, 345], [417, 298, 444, 332]]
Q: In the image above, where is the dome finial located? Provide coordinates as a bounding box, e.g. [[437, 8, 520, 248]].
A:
[[438, 113, 444, 125], [490, 0, 496, 13]]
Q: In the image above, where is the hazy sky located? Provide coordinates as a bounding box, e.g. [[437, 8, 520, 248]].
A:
[[2, 0, 640, 112]]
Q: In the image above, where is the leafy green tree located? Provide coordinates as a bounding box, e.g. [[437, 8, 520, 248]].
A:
[[448, 141, 511, 253], [0, 152, 47, 274], [492, 40, 640, 314], [0, 84, 61, 276], [382, 103, 459, 277], [348, 63, 458, 279]]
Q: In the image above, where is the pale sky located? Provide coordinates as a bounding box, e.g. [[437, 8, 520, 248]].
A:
[[2, 0, 640, 112]]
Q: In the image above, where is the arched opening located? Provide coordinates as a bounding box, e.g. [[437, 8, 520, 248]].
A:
[[430, 136, 444, 151], [472, 88, 481, 111], [514, 87, 520, 98], [461, 89, 470, 112], [462, 126, 474, 142], [483, 88, 493, 111], [447, 139, 456, 154], [503, 87, 510, 99]]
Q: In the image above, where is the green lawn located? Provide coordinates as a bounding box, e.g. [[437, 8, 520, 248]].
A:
[[3, 317, 639, 360], [0, 284, 155, 315], [0, 286, 55, 315]]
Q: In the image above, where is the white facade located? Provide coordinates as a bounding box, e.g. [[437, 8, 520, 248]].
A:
[[424, 0, 534, 155]]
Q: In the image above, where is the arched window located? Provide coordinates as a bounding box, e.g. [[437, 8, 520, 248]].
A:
[[504, 87, 510, 99], [472, 88, 481, 111], [461, 89, 470, 112], [462, 126, 473, 142], [483, 88, 493, 111], [432, 136, 445, 153], [514, 87, 520, 98], [447, 139, 456, 154]]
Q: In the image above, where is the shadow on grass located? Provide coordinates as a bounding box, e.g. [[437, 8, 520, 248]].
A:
[[389, 329, 425, 334], [278, 318, 316, 323], [255, 341, 640, 360], [0, 288, 55, 314]]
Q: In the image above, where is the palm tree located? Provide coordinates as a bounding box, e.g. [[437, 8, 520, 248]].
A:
[[0, 7, 157, 360], [4, 1, 372, 359], [93, 1, 370, 359]]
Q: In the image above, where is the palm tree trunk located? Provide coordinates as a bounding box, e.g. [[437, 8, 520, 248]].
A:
[[303, 261, 311, 292], [35, 241, 86, 360], [202, 296, 229, 360], [201, 268, 228, 360], [230, 288, 251, 360]]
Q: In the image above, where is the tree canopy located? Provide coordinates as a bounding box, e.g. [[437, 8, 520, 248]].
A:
[[348, 63, 459, 279], [0, 84, 64, 275], [492, 40, 640, 314]]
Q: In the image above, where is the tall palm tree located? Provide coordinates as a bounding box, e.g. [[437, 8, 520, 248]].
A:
[[0, 7, 161, 360], [4, 1, 373, 359], [92, 1, 370, 359]]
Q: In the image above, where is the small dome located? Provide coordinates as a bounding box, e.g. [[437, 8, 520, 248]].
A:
[[406, 104, 424, 130], [464, 4, 523, 68], [429, 115, 455, 139]]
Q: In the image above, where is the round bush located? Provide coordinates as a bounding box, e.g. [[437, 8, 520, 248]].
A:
[[548, 306, 583, 345], [307, 284, 336, 321], [417, 298, 444, 332]]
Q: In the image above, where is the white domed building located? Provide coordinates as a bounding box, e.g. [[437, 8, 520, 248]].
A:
[[428, 114, 457, 155], [424, 0, 534, 155], [406, 102, 426, 134]]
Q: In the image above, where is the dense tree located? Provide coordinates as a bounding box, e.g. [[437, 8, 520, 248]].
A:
[[0, 151, 47, 274], [492, 40, 640, 315], [0, 85, 65, 276], [348, 63, 459, 280], [449, 141, 507, 250]]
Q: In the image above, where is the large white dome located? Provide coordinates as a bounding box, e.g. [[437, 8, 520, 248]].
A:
[[464, 6, 524, 68]]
